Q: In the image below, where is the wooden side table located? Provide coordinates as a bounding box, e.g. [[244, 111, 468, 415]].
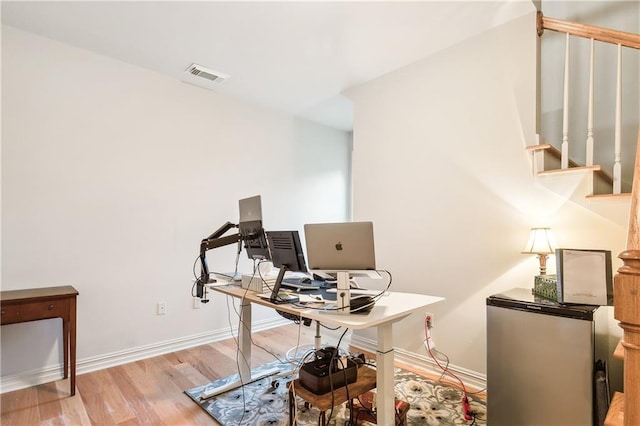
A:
[[287, 366, 377, 426], [0, 285, 79, 396]]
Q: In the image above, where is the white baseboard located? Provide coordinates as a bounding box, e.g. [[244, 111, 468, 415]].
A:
[[349, 334, 487, 392], [0, 317, 288, 394]]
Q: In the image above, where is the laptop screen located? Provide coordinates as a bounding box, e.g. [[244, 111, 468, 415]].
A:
[[303, 222, 376, 271], [239, 195, 262, 223]]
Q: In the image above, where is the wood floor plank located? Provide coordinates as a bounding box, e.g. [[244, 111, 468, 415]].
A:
[[153, 353, 209, 390], [180, 345, 234, 381], [107, 365, 164, 425], [171, 360, 212, 389], [36, 381, 64, 423], [120, 359, 190, 424], [55, 380, 92, 426], [1, 385, 40, 425], [77, 367, 136, 425]]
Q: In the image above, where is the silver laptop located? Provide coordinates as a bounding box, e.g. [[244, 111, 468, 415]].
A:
[[239, 195, 262, 223], [304, 222, 376, 272]]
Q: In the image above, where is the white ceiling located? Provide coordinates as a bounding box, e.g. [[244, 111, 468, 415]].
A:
[[1, 1, 534, 131]]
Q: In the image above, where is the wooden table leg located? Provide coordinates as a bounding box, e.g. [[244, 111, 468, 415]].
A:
[[289, 385, 295, 426], [63, 318, 69, 380], [69, 296, 76, 396]]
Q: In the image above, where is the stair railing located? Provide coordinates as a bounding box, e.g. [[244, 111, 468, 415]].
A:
[[537, 12, 640, 194]]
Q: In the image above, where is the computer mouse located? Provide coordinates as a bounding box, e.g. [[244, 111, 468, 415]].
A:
[[350, 296, 375, 313]]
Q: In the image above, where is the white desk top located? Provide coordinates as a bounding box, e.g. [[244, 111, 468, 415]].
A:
[[208, 283, 444, 330]]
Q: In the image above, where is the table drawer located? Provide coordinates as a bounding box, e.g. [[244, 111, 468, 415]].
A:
[[0, 299, 70, 325]]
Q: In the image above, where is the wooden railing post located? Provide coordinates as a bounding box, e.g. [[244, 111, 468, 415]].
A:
[[614, 128, 640, 425], [561, 33, 570, 169], [585, 38, 594, 167], [613, 44, 623, 194]]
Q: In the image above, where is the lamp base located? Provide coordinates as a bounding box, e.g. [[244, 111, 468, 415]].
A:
[[537, 254, 549, 275]]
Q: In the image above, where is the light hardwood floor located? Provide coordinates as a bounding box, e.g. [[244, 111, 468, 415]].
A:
[[1, 323, 484, 425], [1, 323, 320, 425]]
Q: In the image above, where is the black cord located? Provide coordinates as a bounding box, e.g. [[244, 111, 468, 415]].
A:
[[339, 355, 353, 424], [226, 282, 293, 365], [324, 328, 350, 424], [225, 296, 247, 426], [319, 322, 342, 331], [191, 255, 201, 297], [297, 269, 394, 313], [370, 268, 393, 301]]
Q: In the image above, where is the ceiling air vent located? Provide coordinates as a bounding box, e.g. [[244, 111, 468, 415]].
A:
[[185, 63, 228, 83]]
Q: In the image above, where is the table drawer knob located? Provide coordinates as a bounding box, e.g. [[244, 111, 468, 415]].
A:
[[48, 304, 55, 311], [1, 310, 4, 315]]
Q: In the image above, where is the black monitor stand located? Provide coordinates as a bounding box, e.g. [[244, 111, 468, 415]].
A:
[[198, 221, 240, 298], [268, 266, 299, 304]]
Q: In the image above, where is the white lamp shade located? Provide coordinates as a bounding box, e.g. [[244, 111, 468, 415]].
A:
[[522, 227, 556, 255]]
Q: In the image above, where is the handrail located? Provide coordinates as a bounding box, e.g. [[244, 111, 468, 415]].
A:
[[537, 12, 640, 49], [624, 129, 640, 251]]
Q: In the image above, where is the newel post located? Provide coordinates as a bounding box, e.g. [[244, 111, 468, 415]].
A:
[[614, 128, 640, 426]]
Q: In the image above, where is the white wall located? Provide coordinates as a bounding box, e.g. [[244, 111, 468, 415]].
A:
[[1, 26, 351, 385], [347, 11, 628, 384]]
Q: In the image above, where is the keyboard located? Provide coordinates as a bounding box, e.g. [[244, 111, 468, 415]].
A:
[[325, 288, 388, 296], [281, 278, 321, 291], [213, 272, 242, 281], [258, 292, 299, 304]]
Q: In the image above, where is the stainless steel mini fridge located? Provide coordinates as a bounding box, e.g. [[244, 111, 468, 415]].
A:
[[486, 288, 608, 426]]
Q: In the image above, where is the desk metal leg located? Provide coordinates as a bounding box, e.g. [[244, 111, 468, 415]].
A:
[[200, 298, 280, 401], [376, 323, 395, 425], [238, 299, 252, 382]]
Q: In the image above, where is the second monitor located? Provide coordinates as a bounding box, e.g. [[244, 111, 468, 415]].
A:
[[265, 230, 307, 303]]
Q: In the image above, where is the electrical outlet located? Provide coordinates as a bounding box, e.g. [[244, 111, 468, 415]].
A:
[[424, 337, 436, 351], [193, 298, 201, 309], [157, 302, 167, 315], [425, 312, 434, 329]]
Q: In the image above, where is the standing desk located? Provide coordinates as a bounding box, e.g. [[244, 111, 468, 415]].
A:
[[210, 284, 444, 425]]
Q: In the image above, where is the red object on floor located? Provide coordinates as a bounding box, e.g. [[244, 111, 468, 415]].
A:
[[349, 391, 410, 425]]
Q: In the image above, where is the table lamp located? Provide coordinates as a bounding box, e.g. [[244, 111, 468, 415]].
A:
[[522, 227, 556, 275]]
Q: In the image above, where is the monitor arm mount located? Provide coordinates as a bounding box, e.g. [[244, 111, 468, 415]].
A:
[[197, 221, 241, 301]]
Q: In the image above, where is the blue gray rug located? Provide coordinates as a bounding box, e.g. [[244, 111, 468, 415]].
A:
[[185, 360, 486, 425]]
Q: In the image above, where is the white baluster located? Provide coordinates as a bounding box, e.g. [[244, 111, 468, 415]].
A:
[[586, 38, 594, 166], [613, 43, 622, 194], [562, 33, 570, 169]]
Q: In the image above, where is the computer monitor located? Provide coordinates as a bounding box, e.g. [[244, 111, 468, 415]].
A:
[[238, 195, 270, 260], [266, 230, 307, 303]]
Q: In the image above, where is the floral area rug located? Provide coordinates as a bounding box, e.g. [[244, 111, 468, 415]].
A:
[[185, 360, 486, 425]]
